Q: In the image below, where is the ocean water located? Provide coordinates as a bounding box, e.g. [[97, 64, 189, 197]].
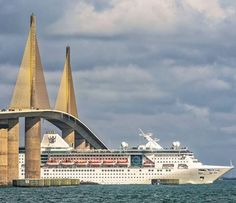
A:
[[0, 180, 235, 203]]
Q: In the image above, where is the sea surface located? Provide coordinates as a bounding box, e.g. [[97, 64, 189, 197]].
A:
[[0, 180, 235, 203]]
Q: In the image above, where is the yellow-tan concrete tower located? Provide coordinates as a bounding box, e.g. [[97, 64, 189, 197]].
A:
[[55, 47, 89, 149], [0, 128, 8, 185], [55, 46, 78, 118], [10, 14, 50, 109], [7, 119, 19, 184], [9, 14, 50, 179], [55, 47, 78, 147]]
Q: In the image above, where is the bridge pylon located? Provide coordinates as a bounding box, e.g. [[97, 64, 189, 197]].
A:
[[55, 47, 89, 149], [9, 14, 49, 180], [10, 14, 50, 110], [55, 46, 78, 118]]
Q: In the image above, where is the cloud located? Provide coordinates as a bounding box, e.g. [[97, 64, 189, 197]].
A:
[[184, 0, 233, 21], [180, 102, 210, 119], [168, 66, 232, 91], [79, 64, 153, 84], [76, 65, 171, 105], [0, 64, 19, 84], [202, 79, 231, 90], [221, 125, 236, 134], [49, 0, 234, 37]]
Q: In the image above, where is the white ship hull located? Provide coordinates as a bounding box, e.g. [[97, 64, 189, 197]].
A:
[[40, 166, 232, 185], [18, 132, 234, 185], [19, 161, 233, 185]]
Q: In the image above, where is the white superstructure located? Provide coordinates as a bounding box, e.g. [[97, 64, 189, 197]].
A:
[[19, 131, 233, 184]]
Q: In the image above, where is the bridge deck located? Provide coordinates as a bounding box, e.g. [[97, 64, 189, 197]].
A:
[[0, 109, 107, 149]]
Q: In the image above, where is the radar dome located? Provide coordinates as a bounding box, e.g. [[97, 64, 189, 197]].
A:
[[121, 142, 128, 150], [172, 141, 180, 149]]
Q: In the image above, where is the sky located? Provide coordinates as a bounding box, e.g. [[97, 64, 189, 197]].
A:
[[0, 0, 235, 175]]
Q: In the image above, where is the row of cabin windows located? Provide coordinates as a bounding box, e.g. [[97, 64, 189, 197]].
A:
[[42, 173, 166, 177], [43, 168, 171, 173], [44, 169, 165, 173], [42, 176, 163, 179], [156, 154, 192, 157], [22, 169, 171, 176], [42, 171, 172, 176], [156, 161, 188, 163]]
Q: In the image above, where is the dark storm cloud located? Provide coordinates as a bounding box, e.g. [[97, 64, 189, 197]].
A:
[[0, 0, 65, 35]]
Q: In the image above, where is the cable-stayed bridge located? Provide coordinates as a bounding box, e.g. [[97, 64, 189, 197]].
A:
[[0, 14, 107, 186]]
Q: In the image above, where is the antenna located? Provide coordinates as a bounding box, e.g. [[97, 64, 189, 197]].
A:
[[139, 128, 145, 136]]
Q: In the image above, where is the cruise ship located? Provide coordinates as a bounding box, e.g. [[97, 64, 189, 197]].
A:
[[19, 130, 234, 184]]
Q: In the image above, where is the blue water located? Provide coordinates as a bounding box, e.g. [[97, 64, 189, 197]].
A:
[[0, 180, 235, 203]]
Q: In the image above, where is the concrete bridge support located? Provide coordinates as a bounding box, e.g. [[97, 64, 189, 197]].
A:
[[63, 130, 93, 150], [76, 138, 92, 150], [0, 128, 8, 185], [76, 138, 86, 149], [25, 117, 41, 179], [62, 128, 75, 148], [7, 119, 19, 184]]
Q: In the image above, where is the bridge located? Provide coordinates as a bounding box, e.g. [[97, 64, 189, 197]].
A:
[[0, 14, 107, 186], [0, 109, 107, 149]]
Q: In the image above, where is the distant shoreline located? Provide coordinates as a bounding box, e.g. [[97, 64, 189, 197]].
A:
[[221, 177, 236, 180]]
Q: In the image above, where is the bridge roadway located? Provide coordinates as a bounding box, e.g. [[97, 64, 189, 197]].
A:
[[0, 109, 107, 149]]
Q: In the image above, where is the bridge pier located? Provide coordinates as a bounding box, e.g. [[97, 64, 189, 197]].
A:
[[62, 130, 93, 150], [76, 138, 86, 149], [0, 128, 8, 186], [25, 117, 41, 179], [76, 138, 91, 150], [62, 129, 75, 148], [7, 119, 19, 184]]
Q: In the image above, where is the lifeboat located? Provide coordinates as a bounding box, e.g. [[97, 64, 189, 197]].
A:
[[143, 160, 155, 167], [75, 160, 88, 166], [103, 160, 116, 166], [60, 159, 74, 166], [116, 159, 128, 166], [88, 160, 102, 166], [46, 159, 59, 166]]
